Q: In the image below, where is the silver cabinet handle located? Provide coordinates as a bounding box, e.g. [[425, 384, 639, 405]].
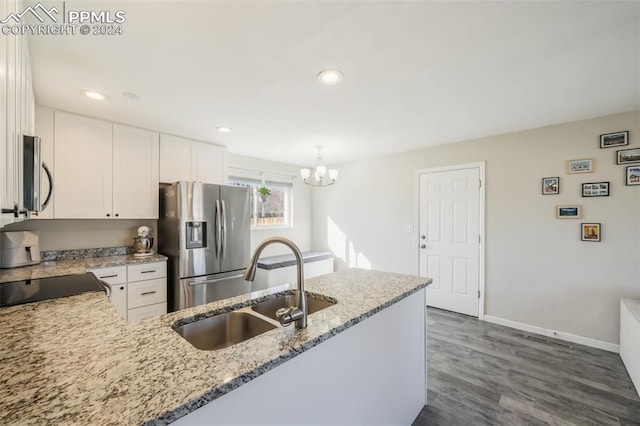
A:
[[140, 270, 156, 274], [140, 291, 157, 296], [100, 274, 118, 279]]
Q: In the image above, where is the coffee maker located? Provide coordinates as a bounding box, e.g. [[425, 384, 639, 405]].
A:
[[132, 226, 154, 257]]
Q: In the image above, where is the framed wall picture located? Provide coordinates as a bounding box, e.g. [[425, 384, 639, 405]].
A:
[[567, 158, 594, 174], [542, 177, 559, 195], [581, 223, 601, 242], [626, 165, 640, 186], [616, 148, 640, 165], [555, 205, 582, 219], [600, 131, 629, 148], [581, 182, 609, 197]]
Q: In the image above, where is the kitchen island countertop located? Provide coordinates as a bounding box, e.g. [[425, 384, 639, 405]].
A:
[[0, 268, 430, 425]]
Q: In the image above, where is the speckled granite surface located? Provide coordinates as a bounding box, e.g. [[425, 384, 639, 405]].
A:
[[41, 245, 134, 261], [0, 268, 430, 425], [0, 253, 167, 283]]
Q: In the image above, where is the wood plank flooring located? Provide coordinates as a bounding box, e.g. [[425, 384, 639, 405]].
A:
[[412, 308, 640, 425]]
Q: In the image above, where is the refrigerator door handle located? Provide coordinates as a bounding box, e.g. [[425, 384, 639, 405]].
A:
[[221, 200, 227, 258], [215, 200, 222, 257], [186, 274, 244, 286]]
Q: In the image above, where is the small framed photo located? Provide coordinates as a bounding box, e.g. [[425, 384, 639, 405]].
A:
[[616, 148, 640, 165], [542, 177, 559, 195], [555, 205, 582, 219], [581, 223, 601, 242], [600, 131, 628, 148], [581, 182, 609, 197], [567, 158, 594, 174], [626, 165, 640, 186]]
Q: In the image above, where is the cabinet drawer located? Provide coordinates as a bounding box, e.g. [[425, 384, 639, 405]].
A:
[[127, 278, 166, 309], [128, 302, 167, 322], [128, 262, 166, 282], [89, 266, 127, 285]]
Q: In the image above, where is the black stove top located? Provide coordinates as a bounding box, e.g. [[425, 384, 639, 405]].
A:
[[0, 273, 108, 308]]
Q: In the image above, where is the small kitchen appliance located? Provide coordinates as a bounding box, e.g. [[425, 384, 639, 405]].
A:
[[0, 231, 41, 269], [132, 226, 154, 257]]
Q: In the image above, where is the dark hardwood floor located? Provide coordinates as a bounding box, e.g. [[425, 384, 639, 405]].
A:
[[412, 308, 640, 425]]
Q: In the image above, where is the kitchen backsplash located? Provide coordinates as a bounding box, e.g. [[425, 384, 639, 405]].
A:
[[41, 246, 134, 261]]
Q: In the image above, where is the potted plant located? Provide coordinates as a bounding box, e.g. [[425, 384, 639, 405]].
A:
[[257, 185, 271, 203]]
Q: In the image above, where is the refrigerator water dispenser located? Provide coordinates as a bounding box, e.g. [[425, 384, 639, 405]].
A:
[[186, 222, 207, 249]]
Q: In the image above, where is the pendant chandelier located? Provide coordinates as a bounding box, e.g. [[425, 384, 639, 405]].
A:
[[300, 145, 338, 187]]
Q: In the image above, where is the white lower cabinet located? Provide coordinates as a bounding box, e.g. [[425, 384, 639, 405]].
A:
[[90, 265, 127, 319], [90, 261, 167, 322]]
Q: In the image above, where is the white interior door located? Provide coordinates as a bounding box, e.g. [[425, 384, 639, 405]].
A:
[[419, 167, 481, 317]]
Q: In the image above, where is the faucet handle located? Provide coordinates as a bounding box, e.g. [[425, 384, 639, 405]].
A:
[[276, 306, 303, 327]]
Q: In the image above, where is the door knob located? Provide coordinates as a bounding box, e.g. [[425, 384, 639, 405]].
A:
[[420, 244, 426, 249], [421, 235, 426, 239]]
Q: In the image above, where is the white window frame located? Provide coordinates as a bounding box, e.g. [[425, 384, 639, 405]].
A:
[[228, 176, 293, 230]]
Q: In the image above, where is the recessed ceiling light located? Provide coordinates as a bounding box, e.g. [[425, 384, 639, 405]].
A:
[[122, 92, 140, 101], [317, 69, 343, 85], [81, 90, 108, 101], [216, 127, 232, 133]]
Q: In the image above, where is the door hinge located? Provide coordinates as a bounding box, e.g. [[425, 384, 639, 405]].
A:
[[479, 179, 482, 188], [478, 290, 481, 299], [478, 235, 481, 244]]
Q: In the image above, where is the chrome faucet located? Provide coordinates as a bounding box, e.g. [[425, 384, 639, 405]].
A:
[[243, 237, 307, 329]]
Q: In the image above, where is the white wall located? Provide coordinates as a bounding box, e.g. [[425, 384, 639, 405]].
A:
[[227, 154, 312, 257], [312, 111, 640, 346], [3, 219, 156, 252]]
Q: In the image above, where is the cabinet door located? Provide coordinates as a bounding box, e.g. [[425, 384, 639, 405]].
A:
[[113, 125, 159, 219], [3, 18, 19, 214], [54, 112, 113, 218], [0, 2, 9, 213], [159, 134, 196, 183], [109, 283, 128, 320], [197, 142, 227, 184]]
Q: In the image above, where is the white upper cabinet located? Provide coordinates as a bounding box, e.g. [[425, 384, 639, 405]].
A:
[[113, 125, 159, 219], [197, 142, 227, 184], [54, 112, 113, 219], [1, 0, 35, 227], [54, 113, 160, 219], [160, 134, 227, 184], [159, 134, 197, 182]]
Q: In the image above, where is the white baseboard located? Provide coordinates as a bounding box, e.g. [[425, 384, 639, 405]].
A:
[[483, 315, 619, 353]]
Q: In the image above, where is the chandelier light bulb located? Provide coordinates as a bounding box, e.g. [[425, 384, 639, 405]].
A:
[[300, 146, 338, 187], [315, 165, 327, 178]]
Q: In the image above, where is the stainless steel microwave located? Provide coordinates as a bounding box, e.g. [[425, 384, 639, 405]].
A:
[[23, 135, 53, 216]]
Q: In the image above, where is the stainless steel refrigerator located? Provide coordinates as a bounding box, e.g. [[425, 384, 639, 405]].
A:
[[158, 181, 252, 312]]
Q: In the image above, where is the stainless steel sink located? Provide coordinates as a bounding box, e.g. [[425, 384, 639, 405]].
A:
[[174, 292, 337, 351], [251, 293, 336, 321], [174, 311, 277, 351]]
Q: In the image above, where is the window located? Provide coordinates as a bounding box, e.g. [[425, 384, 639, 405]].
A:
[[228, 177, 293, 228]]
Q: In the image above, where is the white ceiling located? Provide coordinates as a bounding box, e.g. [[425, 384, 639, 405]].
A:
[[29, 1, 640, 167]]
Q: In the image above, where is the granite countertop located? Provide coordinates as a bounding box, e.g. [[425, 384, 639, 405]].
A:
[[0, 253, 167, 283], [0, 268, 430, 425]]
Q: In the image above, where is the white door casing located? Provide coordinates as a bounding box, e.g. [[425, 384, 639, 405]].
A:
[[417, 164, 484, 317]]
